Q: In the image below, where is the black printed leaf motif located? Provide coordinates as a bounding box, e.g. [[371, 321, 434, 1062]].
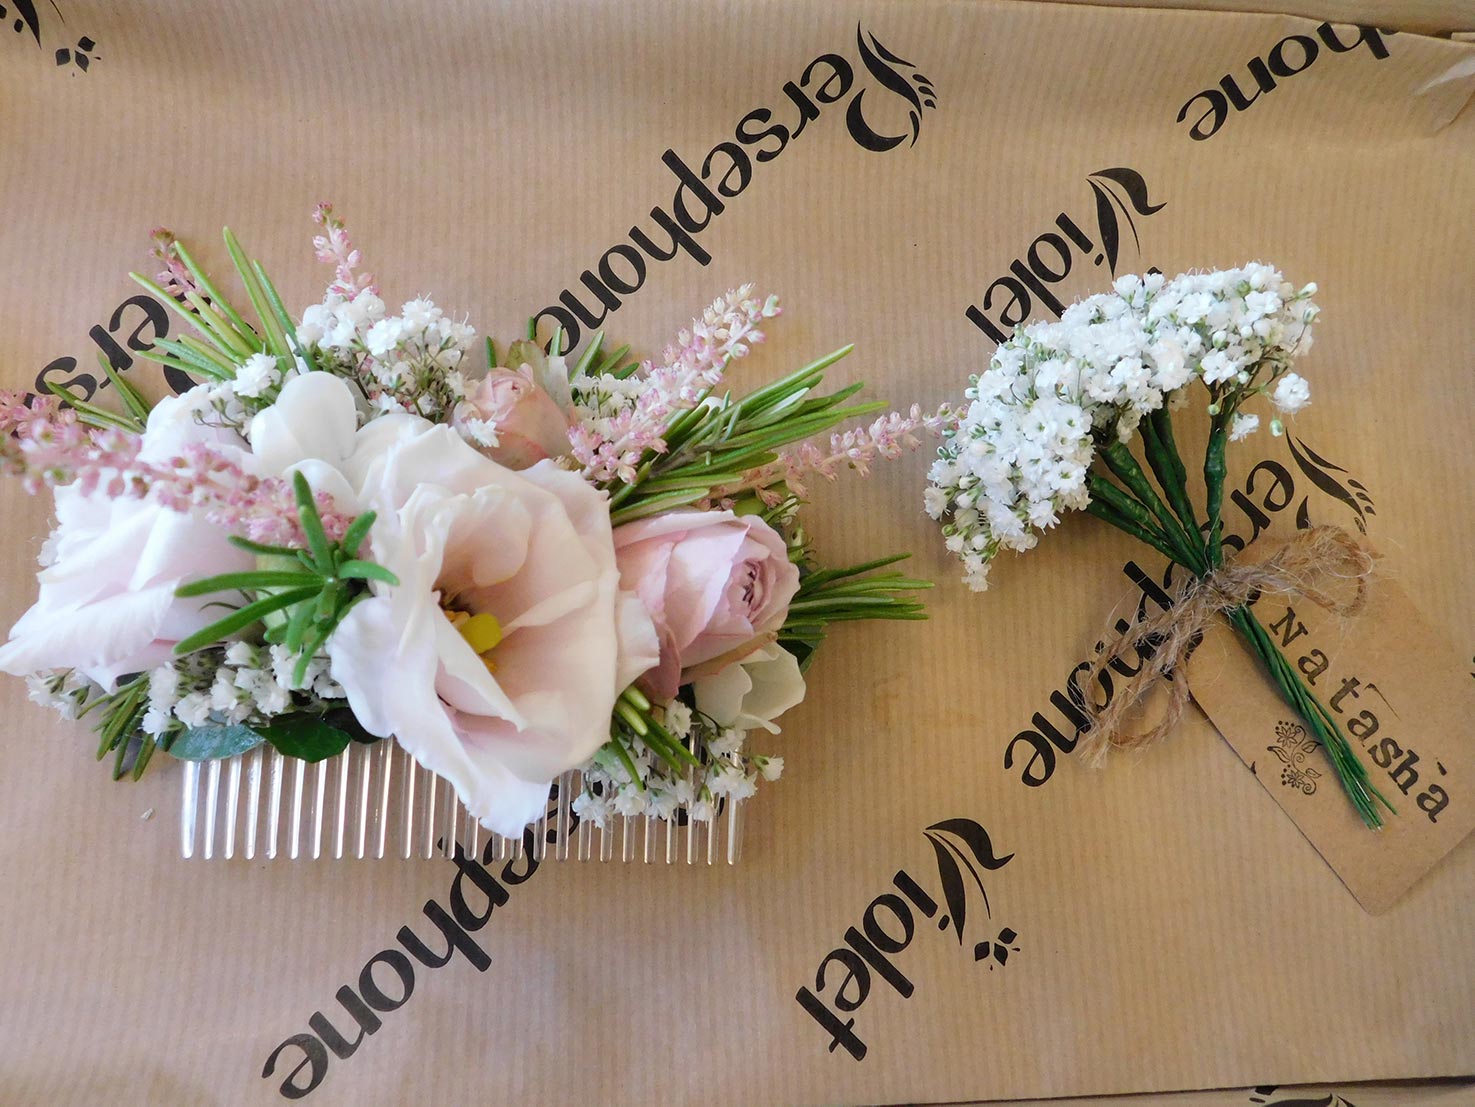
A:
[[12, 0, 41, 46], [1089, 180, 1120, 273], [925, 831, 968, 944], [1286, 435, 1370, 533], [925, 819, 1015, 943], [856, 24, 924, 114], [1293, 438, 1352, 474], [1091, 167, 1167, 216], [926, 818, 1015, 871]]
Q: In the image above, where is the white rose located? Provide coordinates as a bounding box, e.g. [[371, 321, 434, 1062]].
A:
[[0, 385, 253, 689], [252, 373, 659, 837], [691, 642, 806, 735]]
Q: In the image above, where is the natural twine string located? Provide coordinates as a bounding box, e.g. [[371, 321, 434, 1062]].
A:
[[1076, 525, 1378, 766]]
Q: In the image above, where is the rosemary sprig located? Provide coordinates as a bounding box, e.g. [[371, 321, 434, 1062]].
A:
[[173, 472, 398, 687], [779, 554, 932, 671], [605, 346, 878, 526]]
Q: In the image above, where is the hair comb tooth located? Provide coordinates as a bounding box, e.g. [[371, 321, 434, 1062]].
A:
[[178, 743, 745, 864]]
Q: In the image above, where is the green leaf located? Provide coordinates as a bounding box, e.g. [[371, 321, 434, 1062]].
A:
[[184, 290, 255, 360], [337, 560, 399, 584], [171, 240, 260, 344], [140, 338, 233, 382], [572, 331, 604, 377], [256, 715, 354, 762], [173, 585, 321, 655], [323, 707, 380, 745], [95, 353, 154, 424], [293, 471, 333, 568], [45, 381, 141, 432], [223, 227, 291, 359], [338, 511, 376, 559], [283, 594, 316, 654], [168, 723, 265, 761], [174, 570, 318, 597], [130, 271, 244, 365], [228, 535, 298, 557]]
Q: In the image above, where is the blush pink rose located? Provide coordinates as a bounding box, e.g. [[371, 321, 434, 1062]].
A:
[[453, 365, 572, 470], [613, 510, 800, 701]]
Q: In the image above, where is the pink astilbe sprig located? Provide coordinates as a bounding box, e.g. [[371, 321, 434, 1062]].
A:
[[723, 403, 954, 506], [312, 202, 377, 298], [0, 391, 350, 547], [571, 285, 781, 483], [150, 227, 199, 300]]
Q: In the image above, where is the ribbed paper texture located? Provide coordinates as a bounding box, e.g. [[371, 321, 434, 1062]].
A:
[[0, 2, 1472, 1104]]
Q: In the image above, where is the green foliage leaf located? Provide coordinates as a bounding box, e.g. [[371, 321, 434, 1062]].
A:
[[337, 560, 399, 584], [293, 471, 333, 569], [323, 707, 381, 745], [172, 585, 322, 655], [174, 570, 317, 597], [168, 724, 265, 761], [256, 715, 355, 762]]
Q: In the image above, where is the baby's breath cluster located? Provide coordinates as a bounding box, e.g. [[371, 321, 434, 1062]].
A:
[[571, 699, 783, 829], [299, 291, 478, 421], [927, 264, 1319, 591]]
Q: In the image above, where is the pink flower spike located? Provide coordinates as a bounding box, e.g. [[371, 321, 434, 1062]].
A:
[[311, 202, 377, 297], [0, 398, 350, 551], [150, 227, 199, 300], [712, 403, 954, 503], [573, 287, 782, 485]]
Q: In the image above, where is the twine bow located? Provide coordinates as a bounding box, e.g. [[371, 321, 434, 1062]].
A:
[[1076, 525, 1378, 766]]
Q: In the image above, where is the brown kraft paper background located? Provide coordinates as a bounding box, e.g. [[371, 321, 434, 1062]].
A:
[[0, 1, 1473, 1104]]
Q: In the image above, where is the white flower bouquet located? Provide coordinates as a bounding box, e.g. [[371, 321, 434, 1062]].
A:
[[2, 208, 936, 841], [927, 265, 1391, 828]]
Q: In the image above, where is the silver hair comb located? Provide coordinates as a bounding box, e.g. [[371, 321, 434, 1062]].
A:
[[178, 742, 744, 864]]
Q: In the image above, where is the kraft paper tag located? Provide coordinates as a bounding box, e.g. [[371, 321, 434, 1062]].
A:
[[1187, 550, 1475, 914]]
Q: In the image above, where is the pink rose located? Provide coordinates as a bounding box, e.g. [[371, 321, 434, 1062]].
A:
[[453, 364, 572, 470], [613, 510, 800, 700]]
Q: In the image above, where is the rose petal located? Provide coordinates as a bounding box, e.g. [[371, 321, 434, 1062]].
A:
[[248, 372, 359, 476]]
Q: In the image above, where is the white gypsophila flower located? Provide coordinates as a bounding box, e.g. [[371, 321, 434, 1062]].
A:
[[612, 789, 648, 817], [1229, 412, 1260, 441], [707, 728, 744, 757], [234, 352, 282, 399], [570, 703, 785, 830], [140, 663, 183, 736], [233, 666, 290, 717], [662, 699, 693, 739], [224, 641, 257, 668], [571, 791, 611, 829], [25, 669, 92, 720], [927, 264, 1318, 591], [647, 786, 680, 820], [174, 691, 212, 728], [1271, 372, 1311, 414], [209, 668, 252, 724]]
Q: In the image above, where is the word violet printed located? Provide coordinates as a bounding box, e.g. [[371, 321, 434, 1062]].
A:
[[0, 207, 946, 863]]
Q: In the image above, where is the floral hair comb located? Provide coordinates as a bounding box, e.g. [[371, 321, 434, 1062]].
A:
[[5, 208, 940, 862]]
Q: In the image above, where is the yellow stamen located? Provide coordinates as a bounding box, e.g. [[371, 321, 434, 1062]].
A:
[[444, 607, 503, 669], [459, 612, 503, 655]]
